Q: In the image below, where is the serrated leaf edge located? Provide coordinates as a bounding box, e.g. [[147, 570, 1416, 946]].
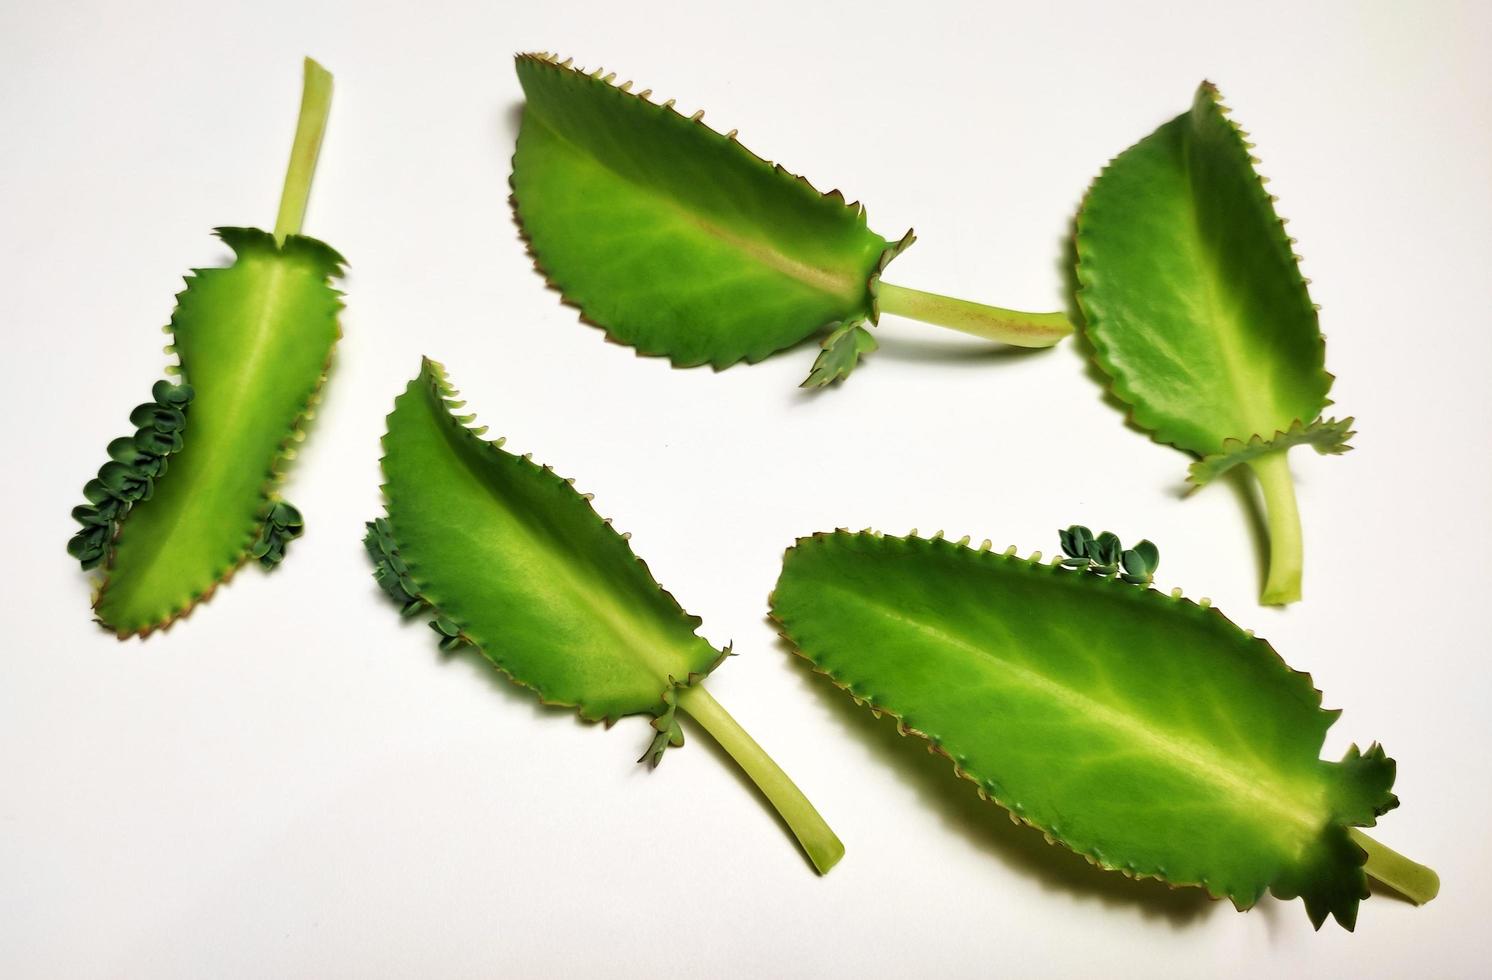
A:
[[91, 227, 346, 639], [372, 356, 729, 734], [1073, 81, 1341, 460], [769, 528, 1383, 921], [508, 51, 915, 371]]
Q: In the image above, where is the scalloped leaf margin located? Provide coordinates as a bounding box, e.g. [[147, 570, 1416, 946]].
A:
[[508, 52, 916, 370], [368, 357, 728, 757]]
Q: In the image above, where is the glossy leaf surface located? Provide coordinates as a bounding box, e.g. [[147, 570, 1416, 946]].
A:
[[378, 359, 723, 721], [510, 53, 908, 369], [1075, 81, 1330, 456], [95, 229, 343, 635], [772, 530, 1413, 929], [367, 360, 843, 873]]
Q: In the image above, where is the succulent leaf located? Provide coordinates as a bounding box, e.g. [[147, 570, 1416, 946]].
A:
[[510, 53, 910, 371], [1075, 82, 1349, 604], [366, 359, 843, 873], [376, 359, 723, 721], [772, 530, 1433, 929], [92, 229, 344, 635]]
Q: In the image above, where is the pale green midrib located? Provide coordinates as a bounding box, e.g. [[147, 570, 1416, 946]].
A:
[[108, 260, 299, 617], [523, 109, 867, 304], [406, 416, 702, 698], [811, 579, 1327, 836], [1178, 117, 1282, 443]]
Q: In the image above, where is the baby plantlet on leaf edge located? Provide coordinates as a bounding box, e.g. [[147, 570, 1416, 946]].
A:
[[772, 528, 1437, 929], [1075, 82, 1351, 605], [365, 358, 843, 874], [72, 58, 345, 637], [510, 52, 1072, 386]]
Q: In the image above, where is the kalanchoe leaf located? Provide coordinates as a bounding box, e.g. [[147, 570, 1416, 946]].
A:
[[772, 530, 1439, 929], [77, 59, 343, 637], [1131, 539, 1160, 574], [800, 321, 879, 389], [1058, 526, 1081, 558], [1075, 82, 1348, 605], [367, 357, 843, 874], [510, 52, 1070, 381]]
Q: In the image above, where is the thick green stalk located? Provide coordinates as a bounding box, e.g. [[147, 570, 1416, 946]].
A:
[[273, 57, 334, 242], [877, 281, 1072, 348], [677, 684, 844, 874], [1249, 451, 1304, 605], [1351, 829, 1440, 905]]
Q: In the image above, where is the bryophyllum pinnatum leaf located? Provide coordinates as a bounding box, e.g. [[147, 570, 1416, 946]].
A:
[[81, 59, 343, 637], [367, 358, 842, 873], [510, 52, 1071, 383], [1075, 82, 1351, 605], [771, 530, 1438, 929]]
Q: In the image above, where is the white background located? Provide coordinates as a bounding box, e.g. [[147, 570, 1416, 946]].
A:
[[3, 0, 1489, 976]]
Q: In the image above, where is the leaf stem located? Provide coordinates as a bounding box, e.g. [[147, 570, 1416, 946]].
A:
[[273, 57, 334, 243], [1350, 829, 1440, 905], [677, 684, 844, 874], [876, 281, 1072, 348], [1248, 450, 1304, 605]]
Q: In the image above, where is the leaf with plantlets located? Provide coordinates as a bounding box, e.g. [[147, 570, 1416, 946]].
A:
[[772, 528, 1438, 929], [1075, 82, 1350, 605], [73, 59, 344, 637], [367, 358, 842, 873], [510, 52, 1072, 383]]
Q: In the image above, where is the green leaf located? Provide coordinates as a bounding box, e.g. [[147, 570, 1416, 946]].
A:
[[93, 229, 344, 635], [1076, 81, 1330, 456], [380, 359, 723, 720], [82, 58, 341, 636], [800, 321, 878, 388], [368, 358, 843, 873], [771, 530, 1437, 928], [1075, 82, 1348, 605], [510, 52, 1069, 375]]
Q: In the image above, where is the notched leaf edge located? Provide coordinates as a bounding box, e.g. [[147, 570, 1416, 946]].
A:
[[371, 357, 730, 745], [508, 51, 916, 371], [91, 227, 346, 639], [1073, 81, 1340, 460], [770, 529, 1389, 927]]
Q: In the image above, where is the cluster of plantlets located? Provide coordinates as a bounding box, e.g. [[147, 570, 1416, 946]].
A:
[[1057, 524, 1159, 585], [68, 380, 195, 570]]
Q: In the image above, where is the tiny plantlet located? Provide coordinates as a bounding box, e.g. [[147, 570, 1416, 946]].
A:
[[509, 52, 1072, 386], [1075, 82, 1352, 605], [365, 358, 842, 874], [70, 59, 345, 637], [772, 528, 1437, 929]]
